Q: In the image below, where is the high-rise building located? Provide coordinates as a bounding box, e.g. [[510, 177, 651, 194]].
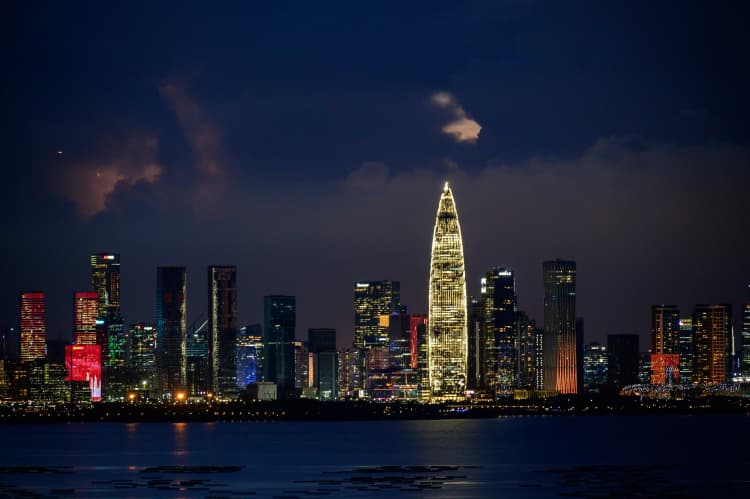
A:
[[480, 268, 517, 396], [156, 267, 187, 397], [263, 295, 296, 399], [467, 297, 482, 390], [236, 324, 263, 389], [679, 318, 694, 383], [73, 292, 98, 345], [90, 253, 121, 320], [294, 340, 308, 391], [542, 259, 578, 394], [129, 323, 157, 393], [207, 265, 238, 399], [20, 292, 46, 363], [428, 182, 468, 401], [308, 328, 338, 400], [651, 305, 680, 355], [693, 304, 732, 384], [354, 281, 400, 350], [186, 318, 208, 397], [583, 342, 608, 390], [516, 311, 539, 390], [337, 348, 362, 398], [607, 334, 639, 390], [742, 303, 750, 377]]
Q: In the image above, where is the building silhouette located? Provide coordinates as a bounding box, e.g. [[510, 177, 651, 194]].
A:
[[607, 334, 639, 390], [264, 295, 296, 399], [156, 267, 187, 397], [542, 259, 578, 394], [308, 328, 338, 400], [428, 182, 468, 401], [208, 265, 238, 398]]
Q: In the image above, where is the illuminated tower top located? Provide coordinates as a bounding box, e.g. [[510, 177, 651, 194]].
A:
[[428, 181, 468, 400], [90, 253, 121, 320]]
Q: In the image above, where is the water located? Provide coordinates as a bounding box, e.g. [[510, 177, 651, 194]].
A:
[[0, 415, 747, 498]]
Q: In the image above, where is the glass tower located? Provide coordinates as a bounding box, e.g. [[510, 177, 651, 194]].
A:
[[481, 268, 517, 396], [263, 295, 296, 399], [742, 303, 750, 377], [354, 281, 400, 349], [542, 259, 578, 394], [208, 265, 238, 399], [308, 328, 338, 400], [73, 292, 98, 345], [156, 267, 187, 397], [236, 324, 263, 388], [20, 292, 46, 363], [428, 182, 468, 401]]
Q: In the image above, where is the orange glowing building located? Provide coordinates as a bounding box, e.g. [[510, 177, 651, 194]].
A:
[[73, 292, 99, 345], [650, 353, 680, 385], [20, 292, 46, 363]]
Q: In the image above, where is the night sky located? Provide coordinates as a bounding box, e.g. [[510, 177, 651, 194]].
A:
[[3, 1, 749, 349]]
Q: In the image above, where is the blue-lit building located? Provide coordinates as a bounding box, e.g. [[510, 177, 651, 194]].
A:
[[236, 324, 263, 388]]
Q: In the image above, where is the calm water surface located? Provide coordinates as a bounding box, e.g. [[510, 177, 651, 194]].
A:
[[0, 415, 747, 498]]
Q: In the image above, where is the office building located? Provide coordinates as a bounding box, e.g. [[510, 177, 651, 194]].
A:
[[186, 318, 208, 397], [607, 334, 640, 390], [742, 303, 750, 377], [679, 318, 694, 383], [129, 323, 157, 393], [542, 259, 578, 394], [354, 281, 400, 349], [693, 304, 732, 384], [156, 267, 187, 397], [516, 311, 539, 390], [263, 295, 296, 399], [20, 292, 46, 363], [651, 305, 680, 385], [583, 342, 608, 390], [73, 292, 98, 345], [428, 182, 468, 401], [294, 340, 308, 391], [208, 265, 238, 398], [467, 297, 482, 390], [481, 268, 517, 396], [308, 328, 338, 400], [236, 324, 263, 389], [337, 348, 363, 398]]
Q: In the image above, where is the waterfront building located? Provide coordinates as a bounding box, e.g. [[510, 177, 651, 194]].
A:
[[516, 311, 538, 390], [467, 297, 481, 390], [607, 334, 639, 390], [693, 304, 732, 384], [542, 259, 578, 394], [481, 268, 517, 396], [73, 292, 98, 345], [208, 265, 238, 398], [308, 328, 338, 400], [236, 324, 263, 389], [354, 281, 401, 350], [651, 305, 680, 385], [20, 292, 46, 363], [156, 267, 187, 397], [534, 327, 544, 390], [186, 317, 209, 397], [583, 342, 608, 391], [263, 295, 296, 399], [337, 348, 363, 398], [428, 182, 468, 401], [294, 340, 308, 391]]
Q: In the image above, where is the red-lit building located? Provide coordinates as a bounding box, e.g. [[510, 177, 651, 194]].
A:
[[73, 292, 99, 345], [650, 353, 680, 385], [65, 344, 102, 402], [20, 292, 46, 363]]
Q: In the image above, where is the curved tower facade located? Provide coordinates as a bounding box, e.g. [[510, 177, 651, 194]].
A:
[[428, 182, 468, 400]]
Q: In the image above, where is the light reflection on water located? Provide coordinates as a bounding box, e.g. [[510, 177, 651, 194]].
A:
[[0, 415, 747, 498]]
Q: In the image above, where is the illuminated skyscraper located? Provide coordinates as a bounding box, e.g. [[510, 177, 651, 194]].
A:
[[651, 305, 680, 354], [90, 253, 121, 320], [467, 297, 481, 390], [428, 182, 468, 401], [156, 267, 187, 397], [542, 259, 578, 394], [354, 281, 400, 349], [679, 318, 694, 383], [20, 292, 46, 363], [516, 311, 539, 390], [742, 303, 750, 377], [208, 265, 238, 398], [236, 324, 263, 389], [73, 292, 98, 345], [264, 295, 296, 399], [129, 323, 157, 392], [481, 268, 517, 395], [583, 342, 608, 390], [693, 304, 732, 384]]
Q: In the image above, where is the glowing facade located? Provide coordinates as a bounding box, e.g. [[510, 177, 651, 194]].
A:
[[20, 292, 46, 363], [693, 304, 732, 384], [156, 266, 187, 396], [73, 292, 99, 345], [542, 259, 578, 394], [650, 305, 680, 384], [354, 281, 400, 349], [208, 265, 238, 398], [428, 182, 468, 400]]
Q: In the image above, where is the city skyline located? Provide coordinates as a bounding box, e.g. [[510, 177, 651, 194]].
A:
[[3, 2, 749, 351]]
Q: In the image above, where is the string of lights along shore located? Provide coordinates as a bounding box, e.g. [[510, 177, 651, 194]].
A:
[[3, 182, 750, 405]]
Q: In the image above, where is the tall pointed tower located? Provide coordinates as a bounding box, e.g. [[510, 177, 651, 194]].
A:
[[428, 182, 468, 400]]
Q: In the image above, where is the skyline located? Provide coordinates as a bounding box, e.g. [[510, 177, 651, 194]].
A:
[[3, 1, 750, 348]]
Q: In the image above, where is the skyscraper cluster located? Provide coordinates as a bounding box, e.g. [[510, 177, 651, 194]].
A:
[[3, 183, 748, 405]]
